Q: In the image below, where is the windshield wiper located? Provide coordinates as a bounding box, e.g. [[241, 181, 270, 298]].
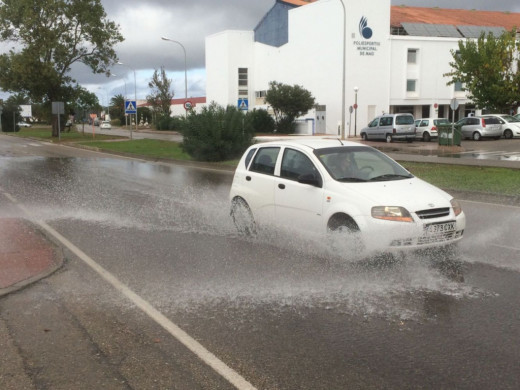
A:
[[368, 174, 412, 182], [336, 177, 367, 182]]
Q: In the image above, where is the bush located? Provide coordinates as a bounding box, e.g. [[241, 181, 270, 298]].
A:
[[246, 108, 275, 133], [182, 102, 254, 162], [156, 115, 186, 132]]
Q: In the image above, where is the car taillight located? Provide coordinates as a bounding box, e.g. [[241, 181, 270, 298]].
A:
[[481, 118, 486, 127], [431, 126, 437, 130]]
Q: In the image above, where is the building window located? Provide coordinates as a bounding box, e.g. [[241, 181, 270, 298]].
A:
[[238, 90, 248, 96], [454, 80, 464, 92], [238, 68, 248, 87], [406, 79, 416, 92], [407, 49, 417, 64], [255, 90, 267, 98]]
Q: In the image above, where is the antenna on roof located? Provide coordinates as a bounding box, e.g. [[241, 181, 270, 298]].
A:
[[337, 138, 344, 145]]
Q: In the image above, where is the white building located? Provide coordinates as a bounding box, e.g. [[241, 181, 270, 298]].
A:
[[206, 0, 520, 136]]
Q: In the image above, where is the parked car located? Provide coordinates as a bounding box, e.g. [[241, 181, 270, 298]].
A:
[[455, 116, 502, 141], [100, 120, 111, 129], [414, 118, 450, 142], [17, 121, 31, 128], [514, 113, 520, 121], [360, 113, 416, 143], [481, 114, 520, 139], [229, 139, 465, 255]]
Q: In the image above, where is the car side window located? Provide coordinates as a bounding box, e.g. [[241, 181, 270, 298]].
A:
[[244, 148, 257, 169], [280, 148, 321, 184], [380, 117, 392, 126], [369, 118, 379, 127], [420, 120, 429, 127], [249, 147, 280, 175], [468, 118, 479, 125]]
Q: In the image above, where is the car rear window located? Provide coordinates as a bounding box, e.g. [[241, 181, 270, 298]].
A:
[[395, 115, 414, 125]]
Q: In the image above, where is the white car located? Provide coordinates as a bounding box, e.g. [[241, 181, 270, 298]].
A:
[[100, 120, 112, 129], [414, 118, 450, 142], [229, 139, 465, 255], [481, 114, 520, 139], [17, 121, 31, 127]]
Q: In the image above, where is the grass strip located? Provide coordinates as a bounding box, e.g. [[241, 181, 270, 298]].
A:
[[79, 139, 192, 160], [401, 161, 520, 197]]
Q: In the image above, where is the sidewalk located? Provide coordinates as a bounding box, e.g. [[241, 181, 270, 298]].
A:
[[0, 218, 63, 297]]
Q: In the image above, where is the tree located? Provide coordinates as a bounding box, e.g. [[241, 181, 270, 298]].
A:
[[0, 0, 124, 135], [110, 93, 126, 126], [444, 30, 520, 113], [147, 67, 174, 119], [265, 81, 315, 133]]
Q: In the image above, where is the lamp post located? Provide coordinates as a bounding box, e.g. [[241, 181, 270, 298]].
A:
[[117, 61, 137, 139], [339, 0, 346, 139], [161, 36, 188, 115], [354, 86, 359, 137], [97, 87, 109, 119]]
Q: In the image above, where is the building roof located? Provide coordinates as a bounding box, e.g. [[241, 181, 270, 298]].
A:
[[391, 6, 520, 31]]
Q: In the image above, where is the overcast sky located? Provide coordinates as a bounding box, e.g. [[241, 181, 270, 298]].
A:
[[5, 0, 520, 103]]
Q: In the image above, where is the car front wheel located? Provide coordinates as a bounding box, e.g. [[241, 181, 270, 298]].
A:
[[230, 197, 256, 236], [504, 129, 513, 139]]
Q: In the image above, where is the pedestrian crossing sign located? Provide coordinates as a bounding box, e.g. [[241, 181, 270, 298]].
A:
[[125, 100, 137, 114], [238, 98, 248, 111]]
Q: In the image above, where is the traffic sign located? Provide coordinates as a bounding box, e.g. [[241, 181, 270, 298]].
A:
[[125, 100, 137, 114], [450, 98, 459, 111], [183, 101, 193, 110], [238, 98, 248, 111]]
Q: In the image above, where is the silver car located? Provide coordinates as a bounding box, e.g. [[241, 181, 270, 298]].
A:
[[481, 114, 520, 139], [456, 116, 502, 141]]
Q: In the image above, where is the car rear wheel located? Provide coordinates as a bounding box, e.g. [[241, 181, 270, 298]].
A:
[[422, 132, 431, 142], [231, 197, 256, 236], [386, 134, 393, 143], [504, 129, 513, 139], [472, 132, 482, 141]]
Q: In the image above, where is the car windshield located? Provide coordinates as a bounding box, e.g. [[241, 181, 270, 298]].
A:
[[500, 115, 520, 123], [434, 119, 450, 125], [314, 146, 413, 182]]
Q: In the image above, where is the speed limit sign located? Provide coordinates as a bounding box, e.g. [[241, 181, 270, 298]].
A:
[[183, 101, 193, 110]]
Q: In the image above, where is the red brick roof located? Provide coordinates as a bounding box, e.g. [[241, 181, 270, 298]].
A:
[[280, 0, 316, 6], [391, 6, 520, 30]]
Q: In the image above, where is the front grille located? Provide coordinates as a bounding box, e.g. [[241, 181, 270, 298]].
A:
[[416, 207, 450, 219]]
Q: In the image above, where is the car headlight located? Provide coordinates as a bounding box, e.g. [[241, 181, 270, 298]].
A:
[[450, 199, 462, 216], [371, 206, 413, 222]]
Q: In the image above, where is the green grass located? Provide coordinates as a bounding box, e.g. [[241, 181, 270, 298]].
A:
[[401, 161, 520, 196], [11, 127, 122, 142], [79, 138, 192, 160]]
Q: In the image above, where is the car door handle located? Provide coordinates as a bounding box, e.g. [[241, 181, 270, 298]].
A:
[[278, 183, 285, 189], [246, 176, 251, 181]]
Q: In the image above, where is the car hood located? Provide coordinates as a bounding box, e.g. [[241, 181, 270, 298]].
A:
[[333, 177, 453, 212]]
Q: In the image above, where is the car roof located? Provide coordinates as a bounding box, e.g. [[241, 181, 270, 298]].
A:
[[252, 138, 369, 151]]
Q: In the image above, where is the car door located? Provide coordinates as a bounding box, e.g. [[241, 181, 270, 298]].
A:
[[275, 147, 325, 232], [243, 146, 280, 225], [366, 117, 380, 139]]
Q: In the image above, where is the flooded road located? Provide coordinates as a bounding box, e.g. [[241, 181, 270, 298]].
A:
[[1, 135, 519, 389]]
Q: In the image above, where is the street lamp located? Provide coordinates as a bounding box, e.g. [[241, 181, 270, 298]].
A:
[[354, 86, 359, 137], [161, 36, 188, 107], [117, 61, 137, 139], [340, 0, 346, 139]]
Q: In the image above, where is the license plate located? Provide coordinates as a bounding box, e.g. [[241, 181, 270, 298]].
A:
[[424, 221, 455, 234]]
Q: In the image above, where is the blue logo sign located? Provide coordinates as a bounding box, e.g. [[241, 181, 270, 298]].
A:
[[238, 98, 248, 111], [359, 17, 373, 39]]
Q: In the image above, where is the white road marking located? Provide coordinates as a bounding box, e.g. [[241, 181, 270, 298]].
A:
[[490, 243, 520, 252], [0, 188, 257, 390]]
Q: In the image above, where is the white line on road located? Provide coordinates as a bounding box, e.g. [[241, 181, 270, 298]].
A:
[[490, 243, 520, 252], [0, 187, 257, 390]]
